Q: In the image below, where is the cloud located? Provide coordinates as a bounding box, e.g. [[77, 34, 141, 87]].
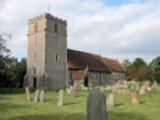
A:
[[0, 0, 159, 62]]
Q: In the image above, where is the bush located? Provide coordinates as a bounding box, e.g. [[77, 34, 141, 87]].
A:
[[152, 72, 160, 83]]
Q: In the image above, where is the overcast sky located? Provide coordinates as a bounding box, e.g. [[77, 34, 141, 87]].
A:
[[0, 0, 159, 62]]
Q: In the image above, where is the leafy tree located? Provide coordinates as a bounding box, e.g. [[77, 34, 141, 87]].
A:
[[0, 35, 26, 87], [128, 58, 152, 81], [0, 35, 10, 55], [122, 59, 132, 71], [150, 56, 160, 82]]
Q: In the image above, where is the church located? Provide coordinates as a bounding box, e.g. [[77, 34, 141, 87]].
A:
[[27, 13, 126, 89]]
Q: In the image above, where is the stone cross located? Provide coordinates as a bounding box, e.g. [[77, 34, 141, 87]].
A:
[[57, 89, 64, 106], [87, 89, 107, 120]]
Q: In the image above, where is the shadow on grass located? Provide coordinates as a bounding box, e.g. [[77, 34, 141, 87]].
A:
[[0, 88, 35, 95], [114, 103, 124, 107], [140, 100, 146, 104], [64, 101, 79, 106], [8, 113, 86, 120], [108, 112, 150, 120], [7, 111, 150, 120], [0, 102, 28, 112]]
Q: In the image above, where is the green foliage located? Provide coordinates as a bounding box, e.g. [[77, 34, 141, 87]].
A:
[[0, 35, 26, 88], [0, 35, 10, 55], [150, 56, 160, 69], [127, 58, 152, 81], [127, 83, 138, 92], [0, 57, 26, 87], [132, 58, 147, 68], [122, 59, 132, 71], [152, 72, 160, 83]]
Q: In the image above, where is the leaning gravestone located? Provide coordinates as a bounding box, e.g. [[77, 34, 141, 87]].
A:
[[57, 89, 64, 106], [87, 89, 107, 120]]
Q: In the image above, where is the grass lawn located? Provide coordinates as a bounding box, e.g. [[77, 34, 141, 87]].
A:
[[0, 89, 160, 120]]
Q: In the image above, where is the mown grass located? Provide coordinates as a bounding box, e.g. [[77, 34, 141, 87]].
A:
[[0, 89, 160, 120]]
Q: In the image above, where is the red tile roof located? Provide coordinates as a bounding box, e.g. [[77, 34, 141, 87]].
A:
[[67, 49, 111, 73], [67, 49, 124, 73], [103, 57, 124, 72]]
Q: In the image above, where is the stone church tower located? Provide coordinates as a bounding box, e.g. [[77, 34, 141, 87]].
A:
[[27, 13, 67, 89]]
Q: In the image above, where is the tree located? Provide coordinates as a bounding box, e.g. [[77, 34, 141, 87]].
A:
[[16, 58, 26, 87], [0, 35, 27, 87], [128, 58, 152, 81], [122, 59, 132, 71], [0, 35, 11, 87], [150, 56, 160, 82], [0, 35, 10, 56]]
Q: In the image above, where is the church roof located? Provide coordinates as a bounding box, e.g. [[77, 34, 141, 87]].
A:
[[67, 49, 111, 73], [67, 49, 124, 73], [102, 57, 124, 72]]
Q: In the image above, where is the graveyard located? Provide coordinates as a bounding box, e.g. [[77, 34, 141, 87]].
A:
[[0, 88, 160, 120], [0, 1, 160, 120]]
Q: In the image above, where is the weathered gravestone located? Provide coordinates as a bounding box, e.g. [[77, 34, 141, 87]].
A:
[[87, 89, 107, 120], [34, 89, 40, 102], [130, 92, 140, 105], [139, 85, 147, 95], [34, 74, 48, 102], [24, 73, 31, 101], [67, 86, 76, 96], [106, 93, 115, 107], [152, 81, 160, 92], [57, 89, 64, 106]]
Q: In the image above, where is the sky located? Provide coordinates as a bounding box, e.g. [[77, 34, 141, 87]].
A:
[[0, 0, 160, 62]]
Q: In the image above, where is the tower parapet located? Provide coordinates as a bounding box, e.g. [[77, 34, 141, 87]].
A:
[[28, 13, 67, 25]]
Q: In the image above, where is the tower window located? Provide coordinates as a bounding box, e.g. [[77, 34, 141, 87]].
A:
[[55, 23, 58, 33]]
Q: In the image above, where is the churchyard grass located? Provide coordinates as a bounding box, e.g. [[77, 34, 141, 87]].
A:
[[0, 89, 160, 120]]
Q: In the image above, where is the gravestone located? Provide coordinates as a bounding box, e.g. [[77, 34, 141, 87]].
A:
[[34, 89, 40, 102], [105, 85, 112, 91], [24, 73, 31, 101], [139, 85, 147, 95], [112, 85, 117, 93], [68, 86, 76, 96], [39, 74, 48, 102], [39, 89, 44, 102], [87, 89, 107, 120], [130, 92, 140, 105], [57, 89, 64, 106], [152, 81, 160, 92], [106, 93, 115, 107]]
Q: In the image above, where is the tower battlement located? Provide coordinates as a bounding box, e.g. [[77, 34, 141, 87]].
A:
[[28, 13, 67, 25]]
